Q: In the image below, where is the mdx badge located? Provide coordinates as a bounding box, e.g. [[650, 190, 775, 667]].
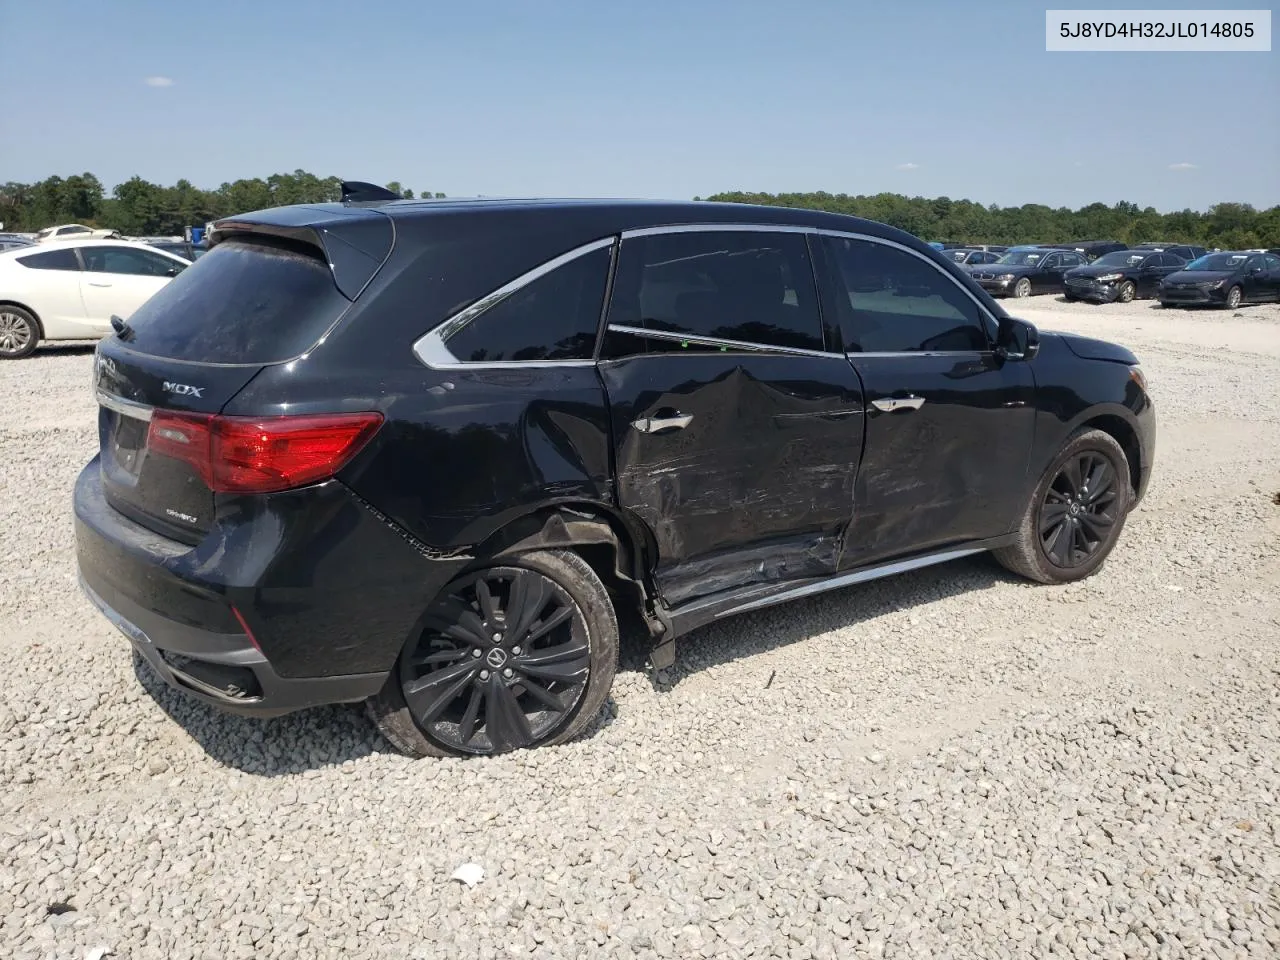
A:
[[163, 381, 204, 398]]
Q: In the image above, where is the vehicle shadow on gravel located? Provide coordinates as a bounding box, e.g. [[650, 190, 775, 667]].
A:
[[130, 651, 622, 774], [131, 652, 394, 775], [622, 555, 1017, 689]]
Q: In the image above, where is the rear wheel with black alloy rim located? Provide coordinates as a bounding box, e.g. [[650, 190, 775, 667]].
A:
[[993, 428, 1132, 584], [1224, 285, 1243, 310], [368, 549, 618, 757], [1013, 278, 1032, 298], [0, 306, 39, 359], [1118, 281, 1136, 303]]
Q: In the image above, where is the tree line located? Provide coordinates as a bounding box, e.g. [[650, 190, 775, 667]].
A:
[[0, 171, 443, 237], [700, 192, 1279, 249], [2, 172, 1276, 248]]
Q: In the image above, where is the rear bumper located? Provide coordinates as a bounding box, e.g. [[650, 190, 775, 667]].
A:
[[79, 576, 384, 717], [74, 457, 468, 717]]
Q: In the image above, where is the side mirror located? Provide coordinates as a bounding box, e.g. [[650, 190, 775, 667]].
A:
[[166, 265, 181, 277], [995, 316, 1039, 362]]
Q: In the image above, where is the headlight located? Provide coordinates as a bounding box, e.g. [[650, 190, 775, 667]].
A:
[[1209, 279, 1226, 290], [1095, 273, 1122, 283], [1129, 365, 1147, 392], [998, 273, 1015, 281]]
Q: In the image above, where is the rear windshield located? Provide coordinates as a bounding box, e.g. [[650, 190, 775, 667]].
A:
[[123, 237, 350, 363]]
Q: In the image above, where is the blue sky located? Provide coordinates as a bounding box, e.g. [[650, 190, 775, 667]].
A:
[[2, 0, 1276, 211]]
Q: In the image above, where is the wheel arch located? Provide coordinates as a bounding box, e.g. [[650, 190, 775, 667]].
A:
[[0, 300, 44, 338], [1073, 407, 1143, 496], [470, 500, 671, 643]]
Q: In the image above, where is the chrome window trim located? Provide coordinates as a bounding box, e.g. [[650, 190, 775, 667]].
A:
[[411, 223, 1004, 371], [604, 324, 841, 360], [411, 236, 616, 371], [96, 389, 153, 422], [619, 223, 814, 239]]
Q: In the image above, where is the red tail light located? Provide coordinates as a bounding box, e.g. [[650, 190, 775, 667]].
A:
[[147, 411, 383, 494]]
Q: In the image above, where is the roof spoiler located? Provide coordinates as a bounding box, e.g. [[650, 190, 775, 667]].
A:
[[340, 181, 402, 203]]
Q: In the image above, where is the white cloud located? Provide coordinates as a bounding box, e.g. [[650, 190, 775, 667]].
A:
[[896, 162, 920, 171], [144, 76, 174, 88], [1168, 162, 1197, 171]]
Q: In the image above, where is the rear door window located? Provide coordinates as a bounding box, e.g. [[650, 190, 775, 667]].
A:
[[602, 230, 826, 356], [122, 237, 352, 364]]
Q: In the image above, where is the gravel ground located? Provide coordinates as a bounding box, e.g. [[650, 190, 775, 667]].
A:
[[2, 295, 1279, 959]]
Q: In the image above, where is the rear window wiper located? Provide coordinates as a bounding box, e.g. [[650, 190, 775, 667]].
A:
[[110, 315, 135, 341]]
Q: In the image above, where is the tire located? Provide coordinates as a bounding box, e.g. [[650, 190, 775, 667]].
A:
[[367, 549, 619, 758], [1117, 281, 1136, 303], [1224, 286, 1242, 310], [993, 428, 1132, 585], [1013, 278, 1032, 298], [0, 306, 40, 359]]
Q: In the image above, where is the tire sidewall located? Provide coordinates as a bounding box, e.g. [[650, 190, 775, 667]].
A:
[[1014, 278, 1031, 298], [1024, 430, 1132, 583], [1225, 286, 1242, 310], [1118, 281, 1136, 303], [368, 549, 618, 758]]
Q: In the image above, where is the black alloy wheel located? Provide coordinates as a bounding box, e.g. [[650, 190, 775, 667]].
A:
[[1038, 452, 1120, 569], [400, 567, 590, 754]]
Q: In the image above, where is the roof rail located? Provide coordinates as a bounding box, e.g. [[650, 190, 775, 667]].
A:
[[340, 181, 402, 203]]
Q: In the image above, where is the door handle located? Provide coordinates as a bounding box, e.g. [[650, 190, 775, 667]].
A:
[[871, 396, 926, 413], [88, 281, 112, 287], [633, 413, 694, 434]]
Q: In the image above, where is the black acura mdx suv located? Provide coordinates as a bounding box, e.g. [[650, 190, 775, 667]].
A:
[[75, 197, 1156, 757]]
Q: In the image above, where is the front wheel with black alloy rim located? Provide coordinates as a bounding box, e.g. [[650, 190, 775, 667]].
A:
[[367, 549, 619, 757], [1013, 277, 1032, 298], [1224, 285, 1243, 310], [1117, 280, 1136, 303], [993, 428, 1132, 584], [0, 306, 39, 359]]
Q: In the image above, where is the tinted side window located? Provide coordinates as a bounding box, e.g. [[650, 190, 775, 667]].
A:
[[444, 246, 611, 363], [1264, 255, 1280, 270], [602, 231, 824, 356], [59, 226, 89, 236], [821, 237, 989, 354], [82, 246, 181, 277], [16, 248, 80, 271]]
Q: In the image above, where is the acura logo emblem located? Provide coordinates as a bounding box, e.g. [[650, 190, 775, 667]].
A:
[[485, 648, 507, 668]]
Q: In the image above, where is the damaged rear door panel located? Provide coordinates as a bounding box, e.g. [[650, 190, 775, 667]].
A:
[[598, 228, 866, 606]]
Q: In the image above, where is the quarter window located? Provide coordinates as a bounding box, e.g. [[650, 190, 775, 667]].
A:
[[443, 246, 611, 363], [16, 248, 80, 271], [820, 236, 990, 354], [602, 231, 825, 357]]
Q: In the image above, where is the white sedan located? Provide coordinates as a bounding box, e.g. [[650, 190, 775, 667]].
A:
[[0, 240, 191, 359]]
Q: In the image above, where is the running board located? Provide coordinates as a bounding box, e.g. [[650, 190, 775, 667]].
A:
[[666, 543, 999, 639]]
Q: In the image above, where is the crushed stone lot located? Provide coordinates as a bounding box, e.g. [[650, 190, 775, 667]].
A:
[[2, 296, 1279, 959]]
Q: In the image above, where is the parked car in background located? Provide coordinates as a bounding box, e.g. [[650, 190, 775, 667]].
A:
[[971, 247, 1089, 298], [1064, 250, 1187, 303], [1133, 242, 1207, 260], [0, 236, 34, 253], [1157, 251, 1280, 310], [74, 196, 1155, 757], [944, 248, 1004, 267], [146, 239, 209, 262], [0, 239, 190, 358], [34, 224, 121, 243], [1047, 240, 1127, 262]]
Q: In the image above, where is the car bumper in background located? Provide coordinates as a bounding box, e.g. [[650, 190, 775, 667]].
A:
[[1065, 279, 1120, 302], [1158, 286, 1223, 305]]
